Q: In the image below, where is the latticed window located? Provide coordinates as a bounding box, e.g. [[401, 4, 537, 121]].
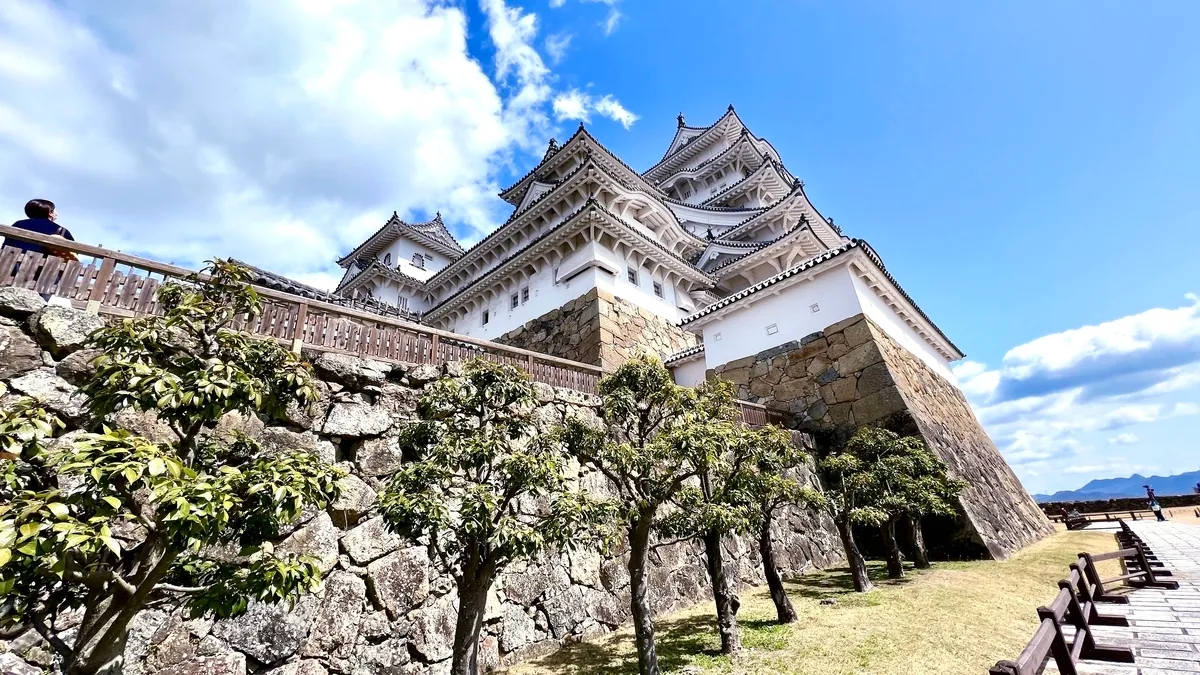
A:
[[627, 268, 638, 285], [653, 282, 663, 298], [511, 293, 519, 309]]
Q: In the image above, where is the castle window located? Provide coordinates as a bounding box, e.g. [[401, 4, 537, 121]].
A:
[[627, 268, 638, 285], [511, 293, 519, 309], [482, 309, 490, 325], [383, 253, 391, 265], [412, 253, 425, 269], [521, 287, 529, 303], [653, 282, 663, 298]]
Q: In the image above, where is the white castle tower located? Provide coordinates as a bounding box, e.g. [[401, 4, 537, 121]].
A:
[[333, 106, 1052, 559]]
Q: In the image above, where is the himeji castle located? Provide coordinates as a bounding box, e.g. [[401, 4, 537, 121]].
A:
[[334, 105, 956, 392], [334, 106, 1051, 558]]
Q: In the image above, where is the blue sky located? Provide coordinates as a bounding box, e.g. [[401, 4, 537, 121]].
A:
[[1, 1, 1197, 494]]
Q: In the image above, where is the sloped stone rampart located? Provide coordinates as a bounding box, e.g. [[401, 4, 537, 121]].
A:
[[497, 288, 698, 369], [711, 313, 1053, 560], [0, 306, 840, 675]]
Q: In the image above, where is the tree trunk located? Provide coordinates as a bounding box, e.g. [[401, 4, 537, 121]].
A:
[[883, 517, 904, 579], [703, 528, 742, 654], [835, 516, 873, 593], [907, 515, 930, 569], [627, 512, 660, 675], [67, 538, 177, 675], [450, 567, 496, 675], [758, 514, 797, 624]]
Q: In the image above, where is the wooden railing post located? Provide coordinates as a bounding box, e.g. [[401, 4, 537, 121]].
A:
[[430, 333, 440, 365], [86, 256, 117, 314], [292, 302, 309, 354]]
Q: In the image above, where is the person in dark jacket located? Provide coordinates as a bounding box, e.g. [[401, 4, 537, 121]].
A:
[[5, 199, 74, 255]]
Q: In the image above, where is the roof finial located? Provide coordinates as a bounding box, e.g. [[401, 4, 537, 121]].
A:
[[677, 112, 686, 127], [435, 211, 441, 219], [578, 121, 586, 131], [727, 104, 735, 112]]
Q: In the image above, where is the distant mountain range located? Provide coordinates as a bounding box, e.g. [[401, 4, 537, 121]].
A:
[[1035, 470, 1200, 503]]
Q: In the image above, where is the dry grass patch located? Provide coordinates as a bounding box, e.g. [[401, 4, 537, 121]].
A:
[[506, 530, 1118, 675]]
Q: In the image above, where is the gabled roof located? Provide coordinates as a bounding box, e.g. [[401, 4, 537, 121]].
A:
[[336, 213, 463, 267], [235, 259, 421, 321], [678, 240, 964, 359], [656, 130, 770, 189], [499, 124, 666, 206], [702, 159, 794, 207], [335, 257, 429, 294], [708, 215, 834, 275], [643, 107, 742, 184]]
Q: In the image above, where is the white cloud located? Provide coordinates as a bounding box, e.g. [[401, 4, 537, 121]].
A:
[[600, 8, 622, 35], [552, 89, 639, 129], [549, 0, 624, 36], [957, 296, 1200, 492], [0, 0, 633, 289], [544, 32, 572, 64]]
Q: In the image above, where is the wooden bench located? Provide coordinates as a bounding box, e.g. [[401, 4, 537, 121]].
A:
[[990, 522, 1178, 674]]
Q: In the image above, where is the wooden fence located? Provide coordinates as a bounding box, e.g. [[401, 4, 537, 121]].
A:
[[0, 226, 776, 424], [989, 521, 1179, 674]]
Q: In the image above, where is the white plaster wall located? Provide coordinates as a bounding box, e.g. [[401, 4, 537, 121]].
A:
[[380, 237, 449, 280], [671, 358, 707, 387], [449, 243, 692, 342], [698, 266, 862, 368], [849, 273, 957, 381]]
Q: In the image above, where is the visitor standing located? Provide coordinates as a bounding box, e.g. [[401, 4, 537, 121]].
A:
[[5, 199, 75, 255], [1150, 500, 1166, 521]]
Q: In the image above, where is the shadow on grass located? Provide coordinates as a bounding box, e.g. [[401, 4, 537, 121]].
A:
[[518, 561, 925, 674], [520, 614, 725, 675], [781, 560, 916, 601]]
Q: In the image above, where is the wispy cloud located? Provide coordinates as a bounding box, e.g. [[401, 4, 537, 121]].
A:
[[1108, 433, 1140, 445], [552, 89, 639, 129], [600, 8, 622, 36], [544, 32, 572, 64]]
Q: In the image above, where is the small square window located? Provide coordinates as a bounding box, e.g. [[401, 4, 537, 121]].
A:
[[653, 282, 663, 298], [482, 310, 490, 325], [511, 293, 519, 309], [810, 303, 820, 313], [521, 287, 529, 303], [627, 268, 638, 285], [713, 332, 723, 342], [766, 323, 779, 335]]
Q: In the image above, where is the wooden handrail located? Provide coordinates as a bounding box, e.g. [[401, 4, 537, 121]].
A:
[[0, 225, 605, 375], [0, 225, 771, 422]]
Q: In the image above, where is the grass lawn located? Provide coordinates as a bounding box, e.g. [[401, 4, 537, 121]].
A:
[[506, 530, 1119, 675]]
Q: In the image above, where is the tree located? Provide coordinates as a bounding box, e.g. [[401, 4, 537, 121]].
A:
[[0, 260, 344, 675], [817, 430, 893, 593], [746, 426, 826, 623], [852, 428, 966, 575], [378, 359, 616, 675], [657, 378, 759, 655], [562, 355, 725, 675]]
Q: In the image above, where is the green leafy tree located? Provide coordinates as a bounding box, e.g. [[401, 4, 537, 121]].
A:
[[563, 355, 727, 675], [657, 378, 757, 655], [746, 426, 826, 623], [852, 428, 966, 576], [379, 359, 617, 675], [0, 261, 343, 675], [817, 429, 893, 593]]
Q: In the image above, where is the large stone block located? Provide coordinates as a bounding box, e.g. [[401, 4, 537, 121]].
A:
[[0, 324, 44, 379], [28, 305, 104, 358]]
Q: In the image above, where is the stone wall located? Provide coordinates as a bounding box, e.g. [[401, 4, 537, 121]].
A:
[[710, 313, 1054, 561], [497, 288, 698, 370], [0, 289, 840, 675]]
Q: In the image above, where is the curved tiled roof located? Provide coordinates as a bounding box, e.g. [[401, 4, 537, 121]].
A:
[[424, 199, 713, 320], [663, 344, 705, 365], [707, 216, 834, 275], [680, 242, 861, 326], [646, 106, 740, 177], [656, 132, 769, 189], [236, 259, 421, 321], [336, 213, 463, 266], [679, 239, 963, 358], [701, 159, 794, 207]]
